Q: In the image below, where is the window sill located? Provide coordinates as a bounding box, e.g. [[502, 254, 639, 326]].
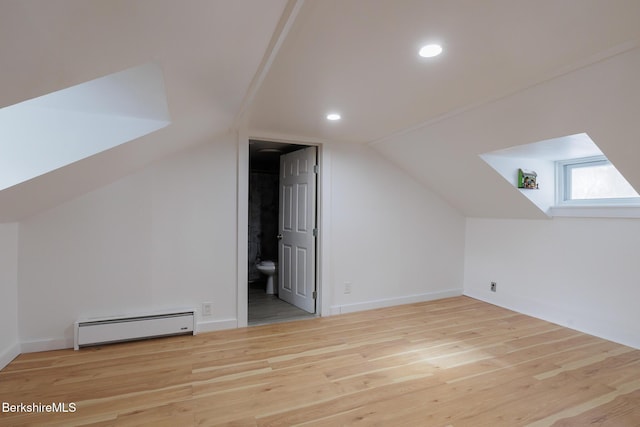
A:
[[550, 205, 640, 218]]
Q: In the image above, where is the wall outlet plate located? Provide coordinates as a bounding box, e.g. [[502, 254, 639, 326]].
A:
[[490, 282, 497, 292], [202, 302, 213, 316]]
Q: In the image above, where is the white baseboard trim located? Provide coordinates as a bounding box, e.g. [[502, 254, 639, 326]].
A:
[[464, 289, 640, 350], [0, 342, 21, 370], [196, 318, 238, 334], [21, 337, 73, 354], [331, 289, 462, 316]]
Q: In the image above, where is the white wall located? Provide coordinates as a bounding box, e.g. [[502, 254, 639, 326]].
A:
[[329, 143, 465, 313], [464, 217, 640, 349], [0, 223, 19, 369], [18, 133, 238, 351], [15, 134, 466, 351], [374, 47, 640, 219], [480, 155, 555, 214]]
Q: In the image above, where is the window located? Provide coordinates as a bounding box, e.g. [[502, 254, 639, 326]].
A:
[[557, 156, 640, 206]]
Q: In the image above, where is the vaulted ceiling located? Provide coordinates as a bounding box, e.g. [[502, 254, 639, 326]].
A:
[[0, 0, 287, 220], [248, 0, 640, 143], [2, 0, 640, 220]]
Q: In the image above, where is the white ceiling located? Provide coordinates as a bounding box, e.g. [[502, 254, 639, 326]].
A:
[[248, 0, 640, 142], [0, 0, 287, 221], [482, 133, 603, 162], [2, 0, 640, 220], [0, 0, 287, 122], [0, 63, 170, 191]]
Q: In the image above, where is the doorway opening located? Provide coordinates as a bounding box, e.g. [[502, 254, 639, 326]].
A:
[[248, 140, 318, 325]]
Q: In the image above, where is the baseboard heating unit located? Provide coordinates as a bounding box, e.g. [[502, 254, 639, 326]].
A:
[[74, 309, 196, 350]]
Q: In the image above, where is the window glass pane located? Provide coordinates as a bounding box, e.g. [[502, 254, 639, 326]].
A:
[[570, 163, 640, 200]]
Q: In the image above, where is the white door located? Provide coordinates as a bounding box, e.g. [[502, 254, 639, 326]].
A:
[[278, 146, 317, 313]]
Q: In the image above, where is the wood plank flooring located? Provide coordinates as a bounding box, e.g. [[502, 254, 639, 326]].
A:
[[1, 296, 639, 426]]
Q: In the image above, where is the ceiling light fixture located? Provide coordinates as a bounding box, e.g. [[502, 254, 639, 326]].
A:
[[419, 44, 443, 58], [326, 113, 341, 121]]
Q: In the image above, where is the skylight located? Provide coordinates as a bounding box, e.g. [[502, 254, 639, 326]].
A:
[[0, 63, 171, 191]]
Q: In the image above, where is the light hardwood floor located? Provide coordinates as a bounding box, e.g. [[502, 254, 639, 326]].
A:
[[1, 296, 639, 426]]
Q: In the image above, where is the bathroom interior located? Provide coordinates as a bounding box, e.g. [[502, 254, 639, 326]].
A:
[[248, 140, 316, 325]]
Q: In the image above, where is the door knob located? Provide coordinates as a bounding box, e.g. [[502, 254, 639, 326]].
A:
[[277, 233, 283, 240]]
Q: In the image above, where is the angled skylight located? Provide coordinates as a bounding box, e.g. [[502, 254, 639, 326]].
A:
[[0, 63, 171, 191]]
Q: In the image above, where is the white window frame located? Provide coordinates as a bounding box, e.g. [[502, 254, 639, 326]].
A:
[[555, 155, 640, 207]]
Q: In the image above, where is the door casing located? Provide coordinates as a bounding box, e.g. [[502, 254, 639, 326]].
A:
[[236, 134, 330, 327]]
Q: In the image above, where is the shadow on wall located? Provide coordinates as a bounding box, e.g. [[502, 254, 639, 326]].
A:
[[248, 171, 279, 281]]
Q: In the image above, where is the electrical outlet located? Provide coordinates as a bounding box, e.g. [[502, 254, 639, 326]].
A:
[[344, 282, 352, 294], [490, 282, 497, 292], [202, 302, 213, 317]]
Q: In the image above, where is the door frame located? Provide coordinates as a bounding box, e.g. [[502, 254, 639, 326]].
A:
[[236, 133, 331, 327]]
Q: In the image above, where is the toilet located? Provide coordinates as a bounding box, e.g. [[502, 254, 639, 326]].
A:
[[256, 260, 278, 294]]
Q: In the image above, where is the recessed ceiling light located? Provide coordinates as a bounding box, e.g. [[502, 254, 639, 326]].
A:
[[326, 113, 341, 121], [419, 44, 443, 58]]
